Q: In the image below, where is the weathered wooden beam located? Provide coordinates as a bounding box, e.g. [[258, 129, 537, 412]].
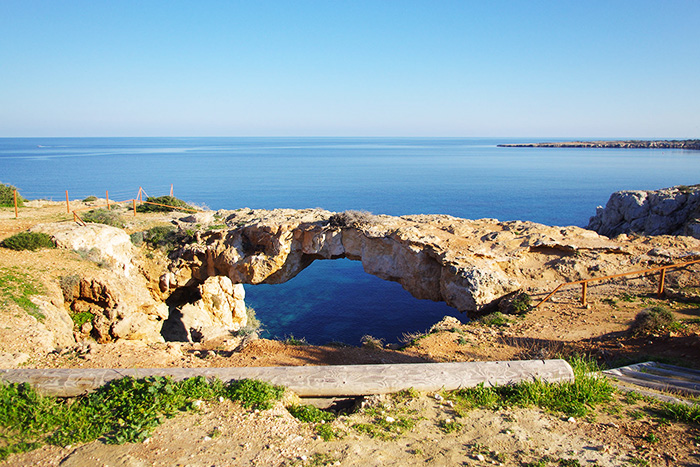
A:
[[0, 360, 574, 398]]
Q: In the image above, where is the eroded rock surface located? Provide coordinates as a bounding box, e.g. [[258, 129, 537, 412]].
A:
[[588, 185, 700, 238], [166, 209, 700, 314]]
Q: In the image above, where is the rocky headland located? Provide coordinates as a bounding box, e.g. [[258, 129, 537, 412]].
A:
[[498, 139, 700, 150], [2, 192, 699, 355]]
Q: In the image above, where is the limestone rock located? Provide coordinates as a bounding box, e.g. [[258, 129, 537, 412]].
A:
[[178, 276, 247, 342], [588, 185, 700, 238], [166, 208, 694, 316], [66, 272, 168, 343], [31, 223, 136, 276]]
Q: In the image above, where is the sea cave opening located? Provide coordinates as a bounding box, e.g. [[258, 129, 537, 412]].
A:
[[244, 257, 465, 346]]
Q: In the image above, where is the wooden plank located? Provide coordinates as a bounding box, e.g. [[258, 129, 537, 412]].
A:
[[0, 360, 574, 398], [615, 368, 700, 393], [603, 371, 700, 396]]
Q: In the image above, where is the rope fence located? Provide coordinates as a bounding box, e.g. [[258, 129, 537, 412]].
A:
[[6, 185, 199, 221]]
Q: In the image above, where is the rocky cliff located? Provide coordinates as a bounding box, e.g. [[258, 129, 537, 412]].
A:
[[587, 185, 700, 238]]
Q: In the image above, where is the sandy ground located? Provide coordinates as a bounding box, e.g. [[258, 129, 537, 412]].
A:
[[1, 202, 700, 466]]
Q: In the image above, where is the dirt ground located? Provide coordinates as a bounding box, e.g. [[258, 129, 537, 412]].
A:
[[1, 202, 699, 466]]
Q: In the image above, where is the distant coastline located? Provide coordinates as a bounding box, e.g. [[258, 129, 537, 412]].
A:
[[498, 139, 700, 150]]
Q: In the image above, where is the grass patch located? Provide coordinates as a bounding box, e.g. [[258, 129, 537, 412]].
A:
[[70, 311, 94, 330], [0, 267, 44, 321], [135, 196, 196, 213], [0, 376, 285, 460], [0, 182, 24, 208], [287, 404, 335, 423], [1, 232, 55, 251], [80, 209, 124, 228], [445, 357, 613, 418], [477, 312, 510, 326]]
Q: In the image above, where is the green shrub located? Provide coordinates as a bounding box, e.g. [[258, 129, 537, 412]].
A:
[[82, 195, 97, 202], [1, 232, 55, 251], [80, 209, 124, 228], [0, 182, 24, 208], [135, 196, 195, 213], [142, 225, 177, 249], [478, 312, 509, 326], [630, 306, 677, 336]]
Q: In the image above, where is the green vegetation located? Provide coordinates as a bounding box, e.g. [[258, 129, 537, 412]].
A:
[[0, 376, 285, 460], [284, 334, 308, 346], [80, 209, 124, 228], [135, 196, 196, 213], [82, 195, 97, 202], [438, 418, 462, 433], [227, 378, 285, 410], [360, 334, 384, 349], [287, 404, 335, 423], [0, 182, 24, 208], [1, 232, 55, 251], [70, 311, 94, 330], [630, 306, 678, 336], [444, 357, 613, 418], [477, 311, 510, 326], [0, 267, 44, 321], [510, 291, 532, 314]]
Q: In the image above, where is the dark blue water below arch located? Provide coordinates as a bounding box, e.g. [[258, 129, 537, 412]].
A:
[[244, 257, 464, 345]]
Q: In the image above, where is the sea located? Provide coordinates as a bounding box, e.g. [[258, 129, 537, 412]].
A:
[[1, 137, 698, 345]]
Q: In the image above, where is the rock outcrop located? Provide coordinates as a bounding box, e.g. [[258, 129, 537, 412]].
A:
[[165, 208, 700, 315], [31, 223, 137, 276], [587, 185, 700, 238], [178, 276, 248, 342]]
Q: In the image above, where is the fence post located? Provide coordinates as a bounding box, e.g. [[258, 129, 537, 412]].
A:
[[170, 184, 173, 197], [133, 199, 137, 217], [106, 191, 110, 210], [14, 189, 18, 218], [657, 268, 667, 297], [65, 190, 70, 213], [581, 282, 588, 306]]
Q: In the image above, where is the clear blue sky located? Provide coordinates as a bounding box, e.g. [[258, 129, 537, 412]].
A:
[[2, 0, 699, 138]]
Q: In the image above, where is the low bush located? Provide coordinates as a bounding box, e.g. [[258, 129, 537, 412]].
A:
[[80, 209, 124, 228], [58, 274, 81, 302], [287, 404, 336, 423], [630, 306, 677, 336], [135, 196, 195, 213], [1, 232, 55, 251], [0, 182, 24, 208], [329, 210, 375, 228], [82, 195, 97, 202]]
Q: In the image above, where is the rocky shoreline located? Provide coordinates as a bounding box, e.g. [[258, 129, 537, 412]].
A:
[[498, 139, 700, 150]]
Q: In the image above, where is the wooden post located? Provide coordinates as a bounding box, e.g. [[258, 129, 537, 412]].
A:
[[65, 190, 70, 213], [658, 268, 667, 297], [106, 191, 110, 210], [13, 190, 18, 218], [73, 212, 77, 223], [139, 187, 143, 202], [581, 281, 588, 306], [170, 184, 173, 197], [133, 199, 137, 216]]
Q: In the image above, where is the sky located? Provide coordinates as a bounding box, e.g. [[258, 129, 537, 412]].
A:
[[1, 0, 699, 138]]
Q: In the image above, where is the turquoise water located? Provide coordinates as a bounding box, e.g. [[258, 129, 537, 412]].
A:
[[2, 137, 698, 344]]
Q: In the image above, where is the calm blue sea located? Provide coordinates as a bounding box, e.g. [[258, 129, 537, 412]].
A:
[[2, 137, 698, 344]]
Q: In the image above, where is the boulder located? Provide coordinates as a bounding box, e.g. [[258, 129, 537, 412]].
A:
[[178, 276, 247, 342], [31, 223, 136, 276]]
